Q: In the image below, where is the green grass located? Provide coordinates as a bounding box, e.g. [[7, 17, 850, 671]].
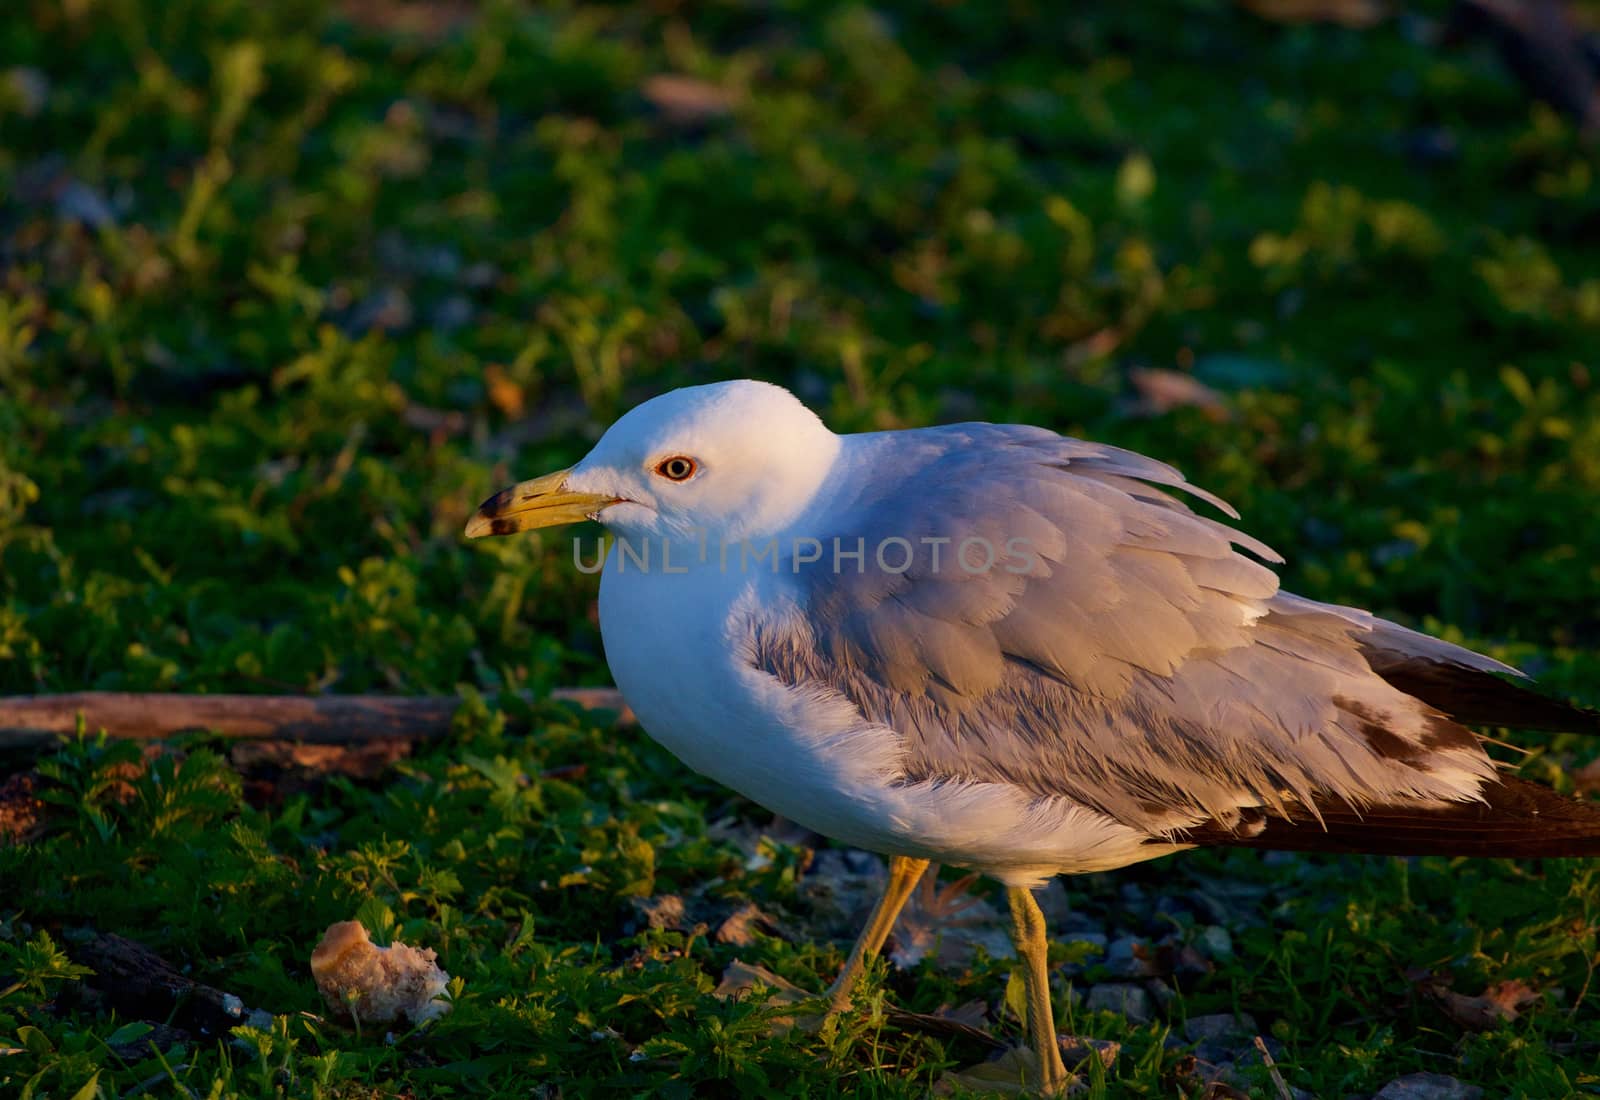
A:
[[3, 0, 1600, 1095]]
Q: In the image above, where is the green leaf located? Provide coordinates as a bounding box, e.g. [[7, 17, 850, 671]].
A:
[[104, 1021, 153, 1047], [1003, 969, 1027, 1026], [16, 1025, 53, 1056]]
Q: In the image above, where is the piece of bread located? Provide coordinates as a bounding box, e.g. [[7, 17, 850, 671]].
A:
[[310, 920, 450, 1026]]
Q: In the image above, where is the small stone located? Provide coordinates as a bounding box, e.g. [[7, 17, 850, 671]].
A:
[[1059, 930, 1107, 970], [1172, 944, 1212, 976], [345, 286, 412, 333], [4, 68, 48, 116], [1061, 910, 1103, 935], [1196, 925, 1234, 960], [58, 179, 115, 228], [1374, 1073, 1484, 1100], [1058, 1034, 1119, 1071], [1035, 878, 1073, 925], [1104, 935, 1159, 979], [429, 295, 474, 332], [1183, 1012, 1258, 1043], [1188, 890, 1230, 924], [1086, 982, 1152, 1023]]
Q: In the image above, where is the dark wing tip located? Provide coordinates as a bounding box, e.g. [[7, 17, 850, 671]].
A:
[[1363, 650, 1600, 736], [1170, 776, 1600, 859]]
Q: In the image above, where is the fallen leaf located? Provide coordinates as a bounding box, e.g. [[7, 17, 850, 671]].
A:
[[641, 74, 738, 125], [630, 894, 687, 932], [1237, 0, 1388, 29], [1059, 1035, 1120, 1072], [483, 364, 525, 419], [1416, 971, 1541, 1030], [1482, 979, 1541, 1017], [712, 960, 811, 1034], [1126, 367, 1229, 420], [1200, 1083, 1254, 1100], [337, 0, 476, 38], [715, 902, 782, 946], [0, 773, 46, 845], [229, 739, 411, 779]]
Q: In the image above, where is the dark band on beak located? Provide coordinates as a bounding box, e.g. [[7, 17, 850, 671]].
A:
[[465, 467, 621, 538]]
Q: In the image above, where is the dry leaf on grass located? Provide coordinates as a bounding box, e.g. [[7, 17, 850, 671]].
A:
[[1414, 971, 1542, 1030], [1433, 979, 1541, 1030], [1060, 1035, 1120, 1072], [641, 74, 738, 125], [0, 772, 46, 844], [630, 894, 688, 932], [230, 739, 411, 779], [338, 0, 476, 38], [1126, 367, 1230, 420], [1237, 0, 1388, 28], [483, 364, 525, 419], [712, 960, 812, 1034], [715, 902, 783, 946]]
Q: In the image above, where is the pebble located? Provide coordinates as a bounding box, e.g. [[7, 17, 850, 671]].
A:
[[1183, 1012, 1258, 1043], [1058, 1035, 1119, 1070], [1086, 982, 1152, 1023], [1374, 1073, 1483, 1100], [1104, 935, 1159, 979], [1196, 925, 1234, 960], [1062, 930, 1107, 954]]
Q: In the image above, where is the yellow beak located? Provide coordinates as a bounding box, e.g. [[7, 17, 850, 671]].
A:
[[464, 468, 619, 538]]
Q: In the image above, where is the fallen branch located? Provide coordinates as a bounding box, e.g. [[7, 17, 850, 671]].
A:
[[0, 688, 633, 753], [67, 931, 269, 1039]]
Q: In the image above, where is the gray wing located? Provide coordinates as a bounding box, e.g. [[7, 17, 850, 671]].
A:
[[747, 423, 1514, 834]]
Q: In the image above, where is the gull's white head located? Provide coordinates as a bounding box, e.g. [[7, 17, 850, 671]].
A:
[[466, 380, 842, 546]]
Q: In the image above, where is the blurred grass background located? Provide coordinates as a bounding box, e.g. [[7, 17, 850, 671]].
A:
[[3, 1, 1600, 1096]]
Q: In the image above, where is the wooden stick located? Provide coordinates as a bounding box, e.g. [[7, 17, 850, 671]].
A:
[[70, 931, 266, 1039], [0, 688, 633, 752]]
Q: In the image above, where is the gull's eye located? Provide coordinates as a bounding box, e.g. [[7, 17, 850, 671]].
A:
[[654, 455, 698, 482]]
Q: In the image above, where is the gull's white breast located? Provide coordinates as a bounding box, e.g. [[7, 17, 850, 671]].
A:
[[597, 545, 1167, 886], [598, 549, 902, 842]]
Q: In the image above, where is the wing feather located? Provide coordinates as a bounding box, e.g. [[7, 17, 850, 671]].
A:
[[742, 423, 1593, 834]]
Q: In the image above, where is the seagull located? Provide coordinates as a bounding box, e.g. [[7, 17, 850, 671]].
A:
[[467, 379, 1600, 1093]]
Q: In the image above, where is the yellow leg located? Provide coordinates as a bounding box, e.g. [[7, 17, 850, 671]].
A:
[[825, 855, 930, 1013], [1007, 886, 1070, 1094]]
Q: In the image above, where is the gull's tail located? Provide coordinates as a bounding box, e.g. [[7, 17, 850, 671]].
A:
[[1177, 776, 1600, 859]]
